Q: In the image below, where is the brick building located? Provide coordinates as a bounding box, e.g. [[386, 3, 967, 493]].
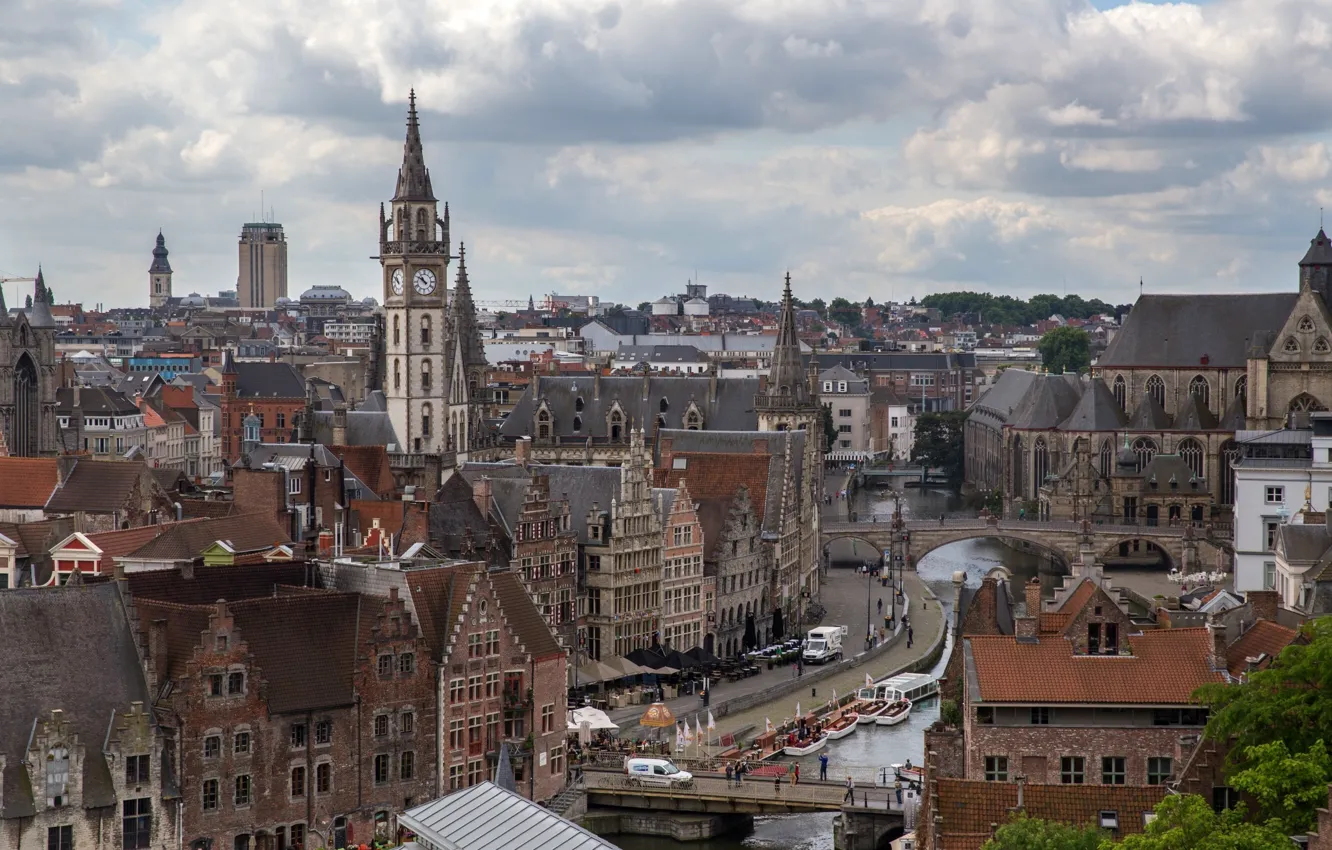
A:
[[219, 353, 306, 463], [660, 483, 704, 652], [1, 582, 176, 850], [232, 444, 380, 546], [131, 568, 437, 850]]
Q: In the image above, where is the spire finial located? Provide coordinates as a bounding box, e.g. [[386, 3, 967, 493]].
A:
[[393, 89, 436, 202]]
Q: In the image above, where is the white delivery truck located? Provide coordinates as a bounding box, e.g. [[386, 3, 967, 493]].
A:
[[802, 625, 847, 664]]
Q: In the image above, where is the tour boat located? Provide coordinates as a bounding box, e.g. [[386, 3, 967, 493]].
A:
[[824, 714, 858, 740], [874, 695, 913, 727], [783, 733, 828, 757], [855, 700, 889, 723]]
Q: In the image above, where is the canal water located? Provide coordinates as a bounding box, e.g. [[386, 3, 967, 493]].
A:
[[609, 485, 1050, 850]]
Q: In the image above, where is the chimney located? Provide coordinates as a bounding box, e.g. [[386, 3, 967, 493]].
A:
[[331, 402, 348, 446], [1015, 616, 1038, 639], [1247, 589, 1278, 622], [709, 363, 718, 404], [73, 384, 81, 408], [593, 369, 601, 401], [514, 436, 532, 467], [1025, 577, 1042, 617], [148, 619, 168, 683], [473, 477, 492, 517], [1206, 621, 1227, 672]]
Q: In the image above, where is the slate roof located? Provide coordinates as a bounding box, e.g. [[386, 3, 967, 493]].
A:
[[966, 628, 1222, 704], [429, 475, 499, 561], [462, 463, 624, 545], [1300, 227, 1332, 266], [499, 376, 761, 439], [124, 512, 291, 562], [138, 592, 362, 714], [614, 344, 710, 364], [231, 361, 305, 399], [490, 570, 564, 660], [1006, 374, 1081, 430], [1099, 294, 1296, 369], [1127, 392, 1171, 430], [0, 457, 60, 508], [1172, 394, 1219, 431], [812, 351, 976, 371], [46, 459, 156, 514], [933, 778, 1165, 850], [243, 443, 376, 497], [56, 386, 139, 415], [313, 409, 401, 449], [400, 781, 619, 850], [1275, 522, 1332, 562], [1059, 378, 1127, 431], [1219, 394, 1247, 430], [1137, 453, 1203, 487], [126, 562, 310, 604], [970, 369, 1039, 427], [0, 583, 151, 817], [1225, 620, 1298, 677]]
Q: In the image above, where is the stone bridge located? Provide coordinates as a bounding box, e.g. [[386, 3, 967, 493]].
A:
[[583, 767, 907, 817], [822, 515, 1230, 573]]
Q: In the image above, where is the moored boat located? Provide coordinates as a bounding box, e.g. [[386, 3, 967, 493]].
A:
[[783, 733, 828, 757], [856, 700, 889, 723], [825, 714, 858, 740], [874, 696, 912, 726]]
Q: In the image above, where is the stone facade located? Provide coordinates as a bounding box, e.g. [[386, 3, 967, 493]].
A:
[[710, 486, 768, 658], [0, 272, 59, 457], [660, 483, 704, 652], [501, 473, 579, 650]]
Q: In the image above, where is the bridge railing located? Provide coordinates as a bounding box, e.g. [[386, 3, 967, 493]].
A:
[[583, 768, 907, 812]]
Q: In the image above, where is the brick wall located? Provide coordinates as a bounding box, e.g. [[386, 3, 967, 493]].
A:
[[1310, 785, 1332, 850], [233, 467, 289, 532], [965, 722, 1193, 786], [940, 578, 1003, 703]]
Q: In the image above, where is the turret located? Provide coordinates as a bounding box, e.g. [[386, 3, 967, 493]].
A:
[[1300, 227, 1332, 303], [28, 267, 55, 329]]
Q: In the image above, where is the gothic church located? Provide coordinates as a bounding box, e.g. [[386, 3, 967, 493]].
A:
[[0, 271, 59, 456]]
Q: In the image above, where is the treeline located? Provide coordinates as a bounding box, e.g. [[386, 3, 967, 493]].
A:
[[919, 292, 1129, 326]]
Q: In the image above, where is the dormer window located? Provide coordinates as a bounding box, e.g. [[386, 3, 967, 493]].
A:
[[575, 397, 585, 412], [823, 381, 832, 392], [838, 381, 847, 392], [572, 416, 582, 432], [659, 397, 669, 413], [47, 746, 69, 807]]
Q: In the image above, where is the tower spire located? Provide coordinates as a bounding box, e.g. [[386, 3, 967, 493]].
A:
[[28, 266, 55, 328], [760, 272, 808, 405], [452, 242, 487, 368], [393, 89, 436, 202]]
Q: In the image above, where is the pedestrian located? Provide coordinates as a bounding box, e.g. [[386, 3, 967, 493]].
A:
[[788, 762, 796, 785], [775, 774, 782, 794], [819, 753, 829, 781], [736, 761, 745, 785], [843, 775, 855, 803], [908, 626, 914, 649], [895, 779, 903, 805], [725, 762, 734, 787], [794, 763, 800, 785], [877, 598, 883, 614]]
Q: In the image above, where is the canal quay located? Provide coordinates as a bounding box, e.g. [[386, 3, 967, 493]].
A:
[[599, 480, 1189, 849]]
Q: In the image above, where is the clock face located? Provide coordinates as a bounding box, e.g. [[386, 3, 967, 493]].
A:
[[390, 269, 405, 295], [413, 268, 437, 295]]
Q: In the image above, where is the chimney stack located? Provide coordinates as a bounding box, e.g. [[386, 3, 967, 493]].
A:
[[514, 436, 532, 467], [1247, 589, 1278, 622], [1206, 621, 1227, 672], [1025, 577, 1042, 617], [473, 477, 492, 517], [1015, 616, 1038, 639]]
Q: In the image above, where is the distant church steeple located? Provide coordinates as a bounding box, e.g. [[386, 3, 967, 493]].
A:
[[1300, 227, 1332, 302], [150, 231, 173, 309], [760, 273, 811, 407]]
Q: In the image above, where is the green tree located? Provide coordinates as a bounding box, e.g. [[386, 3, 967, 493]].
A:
[[1038, 327, 1092, 374], [25, 294, 32, 309], [637, 301, 651, 311], [1197, 617, 1332, 761], [1229, 739, 1332, 835], [808, 298, 827, 317], [1107, 794, 1289, 850], [983, 815, 1102, 850], [911, 411, 968, 485], [828, 297, 861, 327]]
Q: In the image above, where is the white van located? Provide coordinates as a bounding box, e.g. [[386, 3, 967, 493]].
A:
[[803, 625, 847, 664], [625, 757, 694, 787]]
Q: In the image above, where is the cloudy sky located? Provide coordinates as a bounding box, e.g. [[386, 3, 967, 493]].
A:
[[4, 0, 1332, 310]]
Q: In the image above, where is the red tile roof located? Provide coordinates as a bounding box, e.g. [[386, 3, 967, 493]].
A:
[[124, 512, 290, 561], [934, 778, 1165, 850], [967, 628, 1223, 704], [1226, 620, 1298, 677], [405, 562, 483, 661], [84, 524, 181, 559], [0, 458, 60, 508], [490, 571, 563, 661], [331, 445, 394, 497], [654, 452, 772, 532], [46, 460, 156, 513]]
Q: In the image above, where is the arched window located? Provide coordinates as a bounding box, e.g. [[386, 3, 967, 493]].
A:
[[1133, 437, 1158, 471], [1284, 337, 1301, 354], [421, 403, 432, 437], [1316, 337, 1331, 354], [13, 352, 39, 457], [1033, 438, 1049, 488], [421, 315, 431, 347], [393, 359, 401, 390], [1011, 435, 1024, 499], [415, 207, 428, 241], [609, 410, 623, 442], [1220, 439, 1238, 505], [1189, 375, 1209, 410], [1112, 375, 1127, 411], [575, 397, 584, 413], [660, 398, 669, 413], [421, 360, 432, 391], [1146, 375, 1165, 408], [1178, 437, 1204, 479], [1299, 315, 1316, 332], [393, 315, 400, 347], [685, 410, 702, 430], [1099, 438, 1112, 479], [1290, 393, 1326, 412], [572, 415, 582, 432], [1235, 375, 1248, 403]]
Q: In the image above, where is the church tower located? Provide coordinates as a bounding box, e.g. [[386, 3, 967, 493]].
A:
[[449, 242, 489, 458], [755, 273, 821, 434], [149, 231, 173, 309], [0, 269, 59, 456], [380, 91, 453, 454], [1300, 227, 1332, 305]]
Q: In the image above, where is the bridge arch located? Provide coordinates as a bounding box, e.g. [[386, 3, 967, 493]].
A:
[[1100, 536, 1176, 571], [906, 531, 1071, 573]]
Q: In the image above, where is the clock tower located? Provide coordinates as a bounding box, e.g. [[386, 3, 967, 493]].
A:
[[379, 90, 452, 453]]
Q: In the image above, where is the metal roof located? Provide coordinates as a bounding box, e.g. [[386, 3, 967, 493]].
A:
[[399, 782, 619, 850]]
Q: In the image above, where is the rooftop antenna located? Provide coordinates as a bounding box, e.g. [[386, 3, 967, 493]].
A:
[[1139, 277, 1143, 299], [261, 190, 265, 222]]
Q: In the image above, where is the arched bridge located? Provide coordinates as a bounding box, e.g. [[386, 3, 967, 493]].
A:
[[582, 767, 908, 816], [822, 516, 1229, 573]]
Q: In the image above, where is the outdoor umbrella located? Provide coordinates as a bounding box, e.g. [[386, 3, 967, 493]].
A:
[[664, 649, 701, 669], [686, 645, 722, 665], [627, 647, 672, 669], [639, 702, 677, 728], [604, 656, 653, 677], [567, 706, 619, 731], [577, 659, 622, 684]]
